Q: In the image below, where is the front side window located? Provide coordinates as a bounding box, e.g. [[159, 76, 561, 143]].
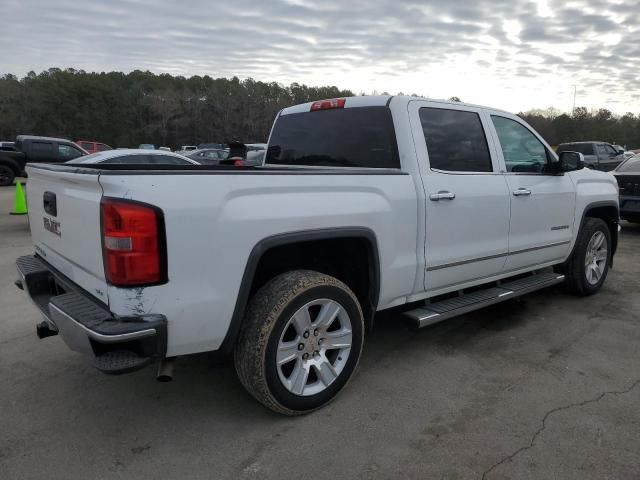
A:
[[420, 108, 492, 172], [58, 144, 83, 159], [603, 144, 618, 155], [491, 116, 551, 173]]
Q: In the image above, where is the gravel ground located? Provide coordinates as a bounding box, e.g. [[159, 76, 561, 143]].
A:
[[1, 184, 638, 480]]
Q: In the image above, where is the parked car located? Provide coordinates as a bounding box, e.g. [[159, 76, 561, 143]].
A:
[[138, 144, 156, 150], [158, 147, 171, 152], [197, 142, 226, 149], [76, 140, 112, 154], [556, 141, 625, 171], [66, 149, 200, 165], [176, 145, 197, 152], [613, 154, 640, 223], [186, 148, 229, 165], [15, 96, 619, 415], [0, 135, 87, 186]]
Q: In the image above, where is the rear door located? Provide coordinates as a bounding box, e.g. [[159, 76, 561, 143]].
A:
[[409, 101, 511, 292], [488, 114, 576, 271], [25, 166, 109, 304]]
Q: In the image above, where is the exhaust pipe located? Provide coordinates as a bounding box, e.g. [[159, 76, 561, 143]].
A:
[[36, 321, 58, 339], [156, 357, 176, 382]]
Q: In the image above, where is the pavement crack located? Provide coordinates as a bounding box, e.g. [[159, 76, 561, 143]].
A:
[[481, 377, 640, 480]]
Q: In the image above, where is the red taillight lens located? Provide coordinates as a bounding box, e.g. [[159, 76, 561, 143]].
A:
[[100, 198, 165, 286], [310, 98, 346, 111], [233, 159, 244, 166]]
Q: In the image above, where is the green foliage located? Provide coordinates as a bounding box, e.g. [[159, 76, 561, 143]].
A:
[[519, 107, 640, 149], [0, 68, 354, 148]]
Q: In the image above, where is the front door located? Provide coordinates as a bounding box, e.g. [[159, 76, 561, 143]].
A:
[[410, 102, 511, 292], [488, 115, 576, 271]]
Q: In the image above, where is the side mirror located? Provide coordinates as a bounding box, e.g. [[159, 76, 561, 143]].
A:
[[558, 151, 584, 172]]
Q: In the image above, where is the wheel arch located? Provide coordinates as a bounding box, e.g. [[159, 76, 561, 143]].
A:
[[577, 201, 619, 262], [220, 227, 381, 353]]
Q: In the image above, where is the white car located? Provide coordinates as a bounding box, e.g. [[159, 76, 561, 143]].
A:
[[66, 149, 200, 165], [16, 96, 619, 415]]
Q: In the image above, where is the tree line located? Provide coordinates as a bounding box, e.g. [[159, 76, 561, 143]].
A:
[[0, 68, 354, 148], [0, 68, 638, 150], [520, 107, 640, 149]]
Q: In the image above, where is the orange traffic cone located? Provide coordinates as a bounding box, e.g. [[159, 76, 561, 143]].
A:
[[10, 182, 27, 215]]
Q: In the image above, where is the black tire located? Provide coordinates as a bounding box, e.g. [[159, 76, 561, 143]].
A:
[[234, 270, 364, 415], [563, 218, 611, 296], [0, 165, 15, 187]]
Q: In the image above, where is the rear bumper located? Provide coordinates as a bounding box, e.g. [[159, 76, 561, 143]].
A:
[[15, 255, 167, 373]]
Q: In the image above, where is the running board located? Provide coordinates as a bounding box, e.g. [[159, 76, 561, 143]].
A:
[[404, 272, 565, 328]]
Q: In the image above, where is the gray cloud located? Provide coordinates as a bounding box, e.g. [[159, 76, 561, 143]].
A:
[[1, 0, 639, 111]]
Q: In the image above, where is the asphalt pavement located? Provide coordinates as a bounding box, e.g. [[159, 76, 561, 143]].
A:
[[1, 184, 638, 480]]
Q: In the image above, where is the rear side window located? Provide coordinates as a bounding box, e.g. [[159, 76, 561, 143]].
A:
[[420, 108, 492, 172], [559, 143, 593, 155], [266, 107, 400, 169], [97, 143, 112, 151], [31, 141, 54, 154]]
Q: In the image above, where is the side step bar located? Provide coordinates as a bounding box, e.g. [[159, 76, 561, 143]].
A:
[[405, 272, 565, 328]]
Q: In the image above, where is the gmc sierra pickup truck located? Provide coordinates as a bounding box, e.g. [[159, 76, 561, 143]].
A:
[[0, 135, 88, 186], [15, 96, 619, 415]]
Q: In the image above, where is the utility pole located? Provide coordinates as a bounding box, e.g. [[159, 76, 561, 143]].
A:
[[572, 85, 577, 113]]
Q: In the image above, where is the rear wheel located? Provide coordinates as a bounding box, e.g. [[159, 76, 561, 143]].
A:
[[234, 270, 364, 415], [0, 165, 15, 187], [563, 218, 611, 296]]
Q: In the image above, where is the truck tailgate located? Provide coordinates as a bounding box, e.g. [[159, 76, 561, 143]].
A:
[[25, 166, 109, 304]]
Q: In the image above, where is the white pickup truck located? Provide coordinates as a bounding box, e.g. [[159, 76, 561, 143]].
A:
[[15, 96, 619, 415]]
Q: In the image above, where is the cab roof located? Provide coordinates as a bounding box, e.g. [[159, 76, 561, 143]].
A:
[[280, 95, 513, 116]]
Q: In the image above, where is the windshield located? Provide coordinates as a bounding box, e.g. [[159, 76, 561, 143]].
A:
[[266, 106, 400, 169], [615, 155, 640, 173]]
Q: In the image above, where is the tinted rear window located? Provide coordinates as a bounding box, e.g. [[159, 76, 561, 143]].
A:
[[266, 107, 400, 169]]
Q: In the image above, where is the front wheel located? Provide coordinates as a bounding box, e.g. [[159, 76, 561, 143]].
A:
[[563, 218, 611, 296], [234, 270, 364, 415]]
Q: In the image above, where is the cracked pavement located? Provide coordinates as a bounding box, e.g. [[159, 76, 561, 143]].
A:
[[1, 186, 639, 479]]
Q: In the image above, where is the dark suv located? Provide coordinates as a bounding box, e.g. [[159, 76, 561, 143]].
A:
[[614, 155, 640, 223], [556, 141, 625, 171]]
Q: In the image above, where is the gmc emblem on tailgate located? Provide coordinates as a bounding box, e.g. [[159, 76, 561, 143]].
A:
[[43, 217, 61, 237]]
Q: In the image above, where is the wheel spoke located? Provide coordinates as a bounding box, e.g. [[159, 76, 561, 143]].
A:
[[314, 301, 342, 329], [323, 328, 352, 350], [593, 265, 602, 281], [289, 363, 309, 395], [291, 308, 312, 334], [315, 359, 338, 386], [594, 232, 605, 249], [586, 266, 593, 283], [595, 251, 607, 262], [277, 341, 299, 366]]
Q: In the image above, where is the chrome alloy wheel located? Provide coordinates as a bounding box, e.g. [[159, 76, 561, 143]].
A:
[[584, 231, 608, 285], [276, 299, 353, 396]]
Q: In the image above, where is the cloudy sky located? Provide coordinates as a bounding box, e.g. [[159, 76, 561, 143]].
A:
[[2, 0, 639, 113]]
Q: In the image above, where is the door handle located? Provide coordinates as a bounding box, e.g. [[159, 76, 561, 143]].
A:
[[429, 191, 456, 201], [512, 188, 532, 196]]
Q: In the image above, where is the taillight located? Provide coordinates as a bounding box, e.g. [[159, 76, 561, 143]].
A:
[[100, 198, 166, 287], [233, 159, 244, 166], [310, 98, 346, 111]]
